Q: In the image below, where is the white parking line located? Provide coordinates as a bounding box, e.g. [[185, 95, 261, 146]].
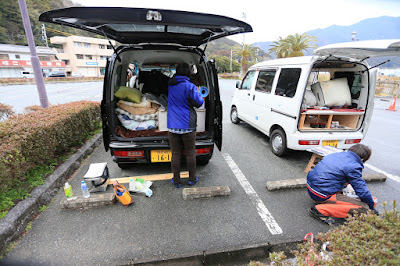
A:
[[222, 153, 283, 235], [365, 163, 400, 183]]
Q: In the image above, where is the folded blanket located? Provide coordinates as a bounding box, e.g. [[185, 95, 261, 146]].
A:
[[116, 108, 158, 121], [117, 100, 159, 115], [117, 114, 157, 131]]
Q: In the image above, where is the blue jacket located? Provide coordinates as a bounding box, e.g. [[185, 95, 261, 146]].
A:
[[307, 151, 375, 209], [167, 75, 204, 130]]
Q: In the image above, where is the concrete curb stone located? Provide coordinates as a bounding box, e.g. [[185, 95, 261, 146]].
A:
[[0, 132, 103, 254]]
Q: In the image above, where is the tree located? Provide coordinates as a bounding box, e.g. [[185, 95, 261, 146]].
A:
[[286, 33, 318, 57], [213, 55, 240, 73], [268, 37, 290, 58], [268, 33, 318, 58], [233, 43, 259, 73]]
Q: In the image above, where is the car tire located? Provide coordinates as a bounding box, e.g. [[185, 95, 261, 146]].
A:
[[270, 128, 287, 157], [230, 106, 240, 124]]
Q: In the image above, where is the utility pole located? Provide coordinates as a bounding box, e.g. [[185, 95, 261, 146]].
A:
[[230, 49, 232, 73], [18, 0, 49, 108]]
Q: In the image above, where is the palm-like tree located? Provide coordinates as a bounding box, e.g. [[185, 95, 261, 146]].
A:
[[233, 43, 258, 73], [286, 33, 318, 57], [268, 33, 318, 58], [268, 37, 290, 58]]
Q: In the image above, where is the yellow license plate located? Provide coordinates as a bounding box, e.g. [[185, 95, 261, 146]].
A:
[[322, 140, 338, 148], [151, 150, 172, 162]]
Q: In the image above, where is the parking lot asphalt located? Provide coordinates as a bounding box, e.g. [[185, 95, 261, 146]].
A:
[[2, 130, 396, 265]]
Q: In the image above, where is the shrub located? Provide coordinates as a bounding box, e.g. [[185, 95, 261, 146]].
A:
[[293, 201, 399, 265], [0, 101, 101, 190], [0, 103, 15, 121], [250, 201, 399, 265]]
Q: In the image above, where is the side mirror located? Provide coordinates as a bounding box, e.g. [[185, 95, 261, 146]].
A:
[[236, 81, 241, 89]]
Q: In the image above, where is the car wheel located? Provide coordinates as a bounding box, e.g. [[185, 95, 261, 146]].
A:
[[270, 129, 287, 157], [117, 163, 131, 169], [230, 106, 240, 124]]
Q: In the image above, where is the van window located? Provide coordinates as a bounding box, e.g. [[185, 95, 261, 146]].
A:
[[275, 68, 301, 98], [255, 70, 276, 93], [241, 71, 256, 90]]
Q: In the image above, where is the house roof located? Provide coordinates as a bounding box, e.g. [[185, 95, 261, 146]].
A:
[[0, 44, 56, 55]]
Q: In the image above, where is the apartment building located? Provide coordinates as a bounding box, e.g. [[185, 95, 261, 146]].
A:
[[50, 35, 116, 77], [0, 44, 64, 78]]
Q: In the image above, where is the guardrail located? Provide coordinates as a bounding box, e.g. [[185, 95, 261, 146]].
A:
[[376, 81, 400, 97]]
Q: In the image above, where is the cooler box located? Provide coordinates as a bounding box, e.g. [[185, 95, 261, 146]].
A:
[[158, 109, 205, 132]]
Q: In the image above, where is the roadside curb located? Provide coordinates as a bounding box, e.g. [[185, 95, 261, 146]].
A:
[[0, 133, 103, 254], [129, 239, 302, 265]]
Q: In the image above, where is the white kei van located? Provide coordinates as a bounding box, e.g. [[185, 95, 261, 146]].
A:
[[231, 40, 400, 156]]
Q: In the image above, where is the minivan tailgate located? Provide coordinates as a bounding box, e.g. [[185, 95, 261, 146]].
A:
[[314, 39, 400, 59], [39, 7, 252, 46]]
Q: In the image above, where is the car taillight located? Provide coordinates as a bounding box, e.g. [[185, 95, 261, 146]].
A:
[[299, 140, 320, 145], [113, 150, 144, 158], [345, 139, 361, 144], [196, 148, 211, 154]]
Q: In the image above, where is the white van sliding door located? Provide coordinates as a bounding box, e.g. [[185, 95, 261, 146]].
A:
[[251, 69, 277, 133], [269, 68, 303, 133]]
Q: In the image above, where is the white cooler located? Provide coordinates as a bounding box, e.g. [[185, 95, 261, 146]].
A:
[[158, 109, 206, 132]]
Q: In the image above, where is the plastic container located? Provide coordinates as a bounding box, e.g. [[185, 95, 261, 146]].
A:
[[64, 182, 73, 200], [81, 181, 90, 198]]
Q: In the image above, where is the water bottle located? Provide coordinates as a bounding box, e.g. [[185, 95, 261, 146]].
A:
[[81, 181, 90, 198], [129, 178, 135, 191], [64, 182, 73, 200]]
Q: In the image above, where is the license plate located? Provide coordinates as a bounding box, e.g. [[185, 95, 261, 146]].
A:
[[151, 150, 172, 162], [322, 140, 338, 148]]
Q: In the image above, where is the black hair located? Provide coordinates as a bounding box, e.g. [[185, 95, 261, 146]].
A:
[[348, 144, 372, 162], [176, 63, 191, 77]]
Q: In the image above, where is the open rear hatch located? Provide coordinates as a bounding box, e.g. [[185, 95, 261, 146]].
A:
[[314, 39, 400, 60], [39, 7, 252, 46]]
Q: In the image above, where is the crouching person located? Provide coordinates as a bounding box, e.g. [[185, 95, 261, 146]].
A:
[[307, 144, 377, 225]]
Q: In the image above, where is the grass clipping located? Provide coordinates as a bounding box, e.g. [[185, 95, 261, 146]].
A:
[[252, 201, 400, 265]]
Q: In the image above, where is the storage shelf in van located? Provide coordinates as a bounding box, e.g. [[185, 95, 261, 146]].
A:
[[299, 109, 364, 131]]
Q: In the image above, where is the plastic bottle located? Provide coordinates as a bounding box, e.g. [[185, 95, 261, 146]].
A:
[[81, 181, 90, 198], [129, 178, 135, 191], [64, 182, 73, 200]]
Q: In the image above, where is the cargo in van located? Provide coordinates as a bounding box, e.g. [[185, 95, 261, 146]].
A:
[[40, 7, 252, 167]]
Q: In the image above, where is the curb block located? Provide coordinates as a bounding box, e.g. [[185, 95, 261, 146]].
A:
[[266, 173, 387, 191], [0, 133, 103, 254], [182, 186, 231, 200], [60, 193, 116, 210]]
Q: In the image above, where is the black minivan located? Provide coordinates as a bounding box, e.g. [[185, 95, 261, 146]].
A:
[[40, 7, 252, 168]]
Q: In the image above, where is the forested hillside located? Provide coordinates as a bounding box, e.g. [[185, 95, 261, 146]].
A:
[[0, 0, 95, 46]]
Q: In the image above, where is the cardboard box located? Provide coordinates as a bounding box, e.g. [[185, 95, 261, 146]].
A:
[[158, 109, 206, 132]]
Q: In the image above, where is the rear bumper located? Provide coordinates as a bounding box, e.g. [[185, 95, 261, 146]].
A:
[[110, 140, 214, 163], [287, 131, 364, 151]]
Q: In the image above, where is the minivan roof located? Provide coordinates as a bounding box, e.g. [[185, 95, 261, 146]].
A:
[[250, 56, 314, 70], [39, 7, 252, 47]]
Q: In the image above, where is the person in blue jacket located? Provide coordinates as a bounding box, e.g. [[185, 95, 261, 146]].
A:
[[167, 63, 204, 188], [307, 144, 377, 224]]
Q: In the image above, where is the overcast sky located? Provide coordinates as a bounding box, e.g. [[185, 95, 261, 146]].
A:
[[72, 0, 400, 44]]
